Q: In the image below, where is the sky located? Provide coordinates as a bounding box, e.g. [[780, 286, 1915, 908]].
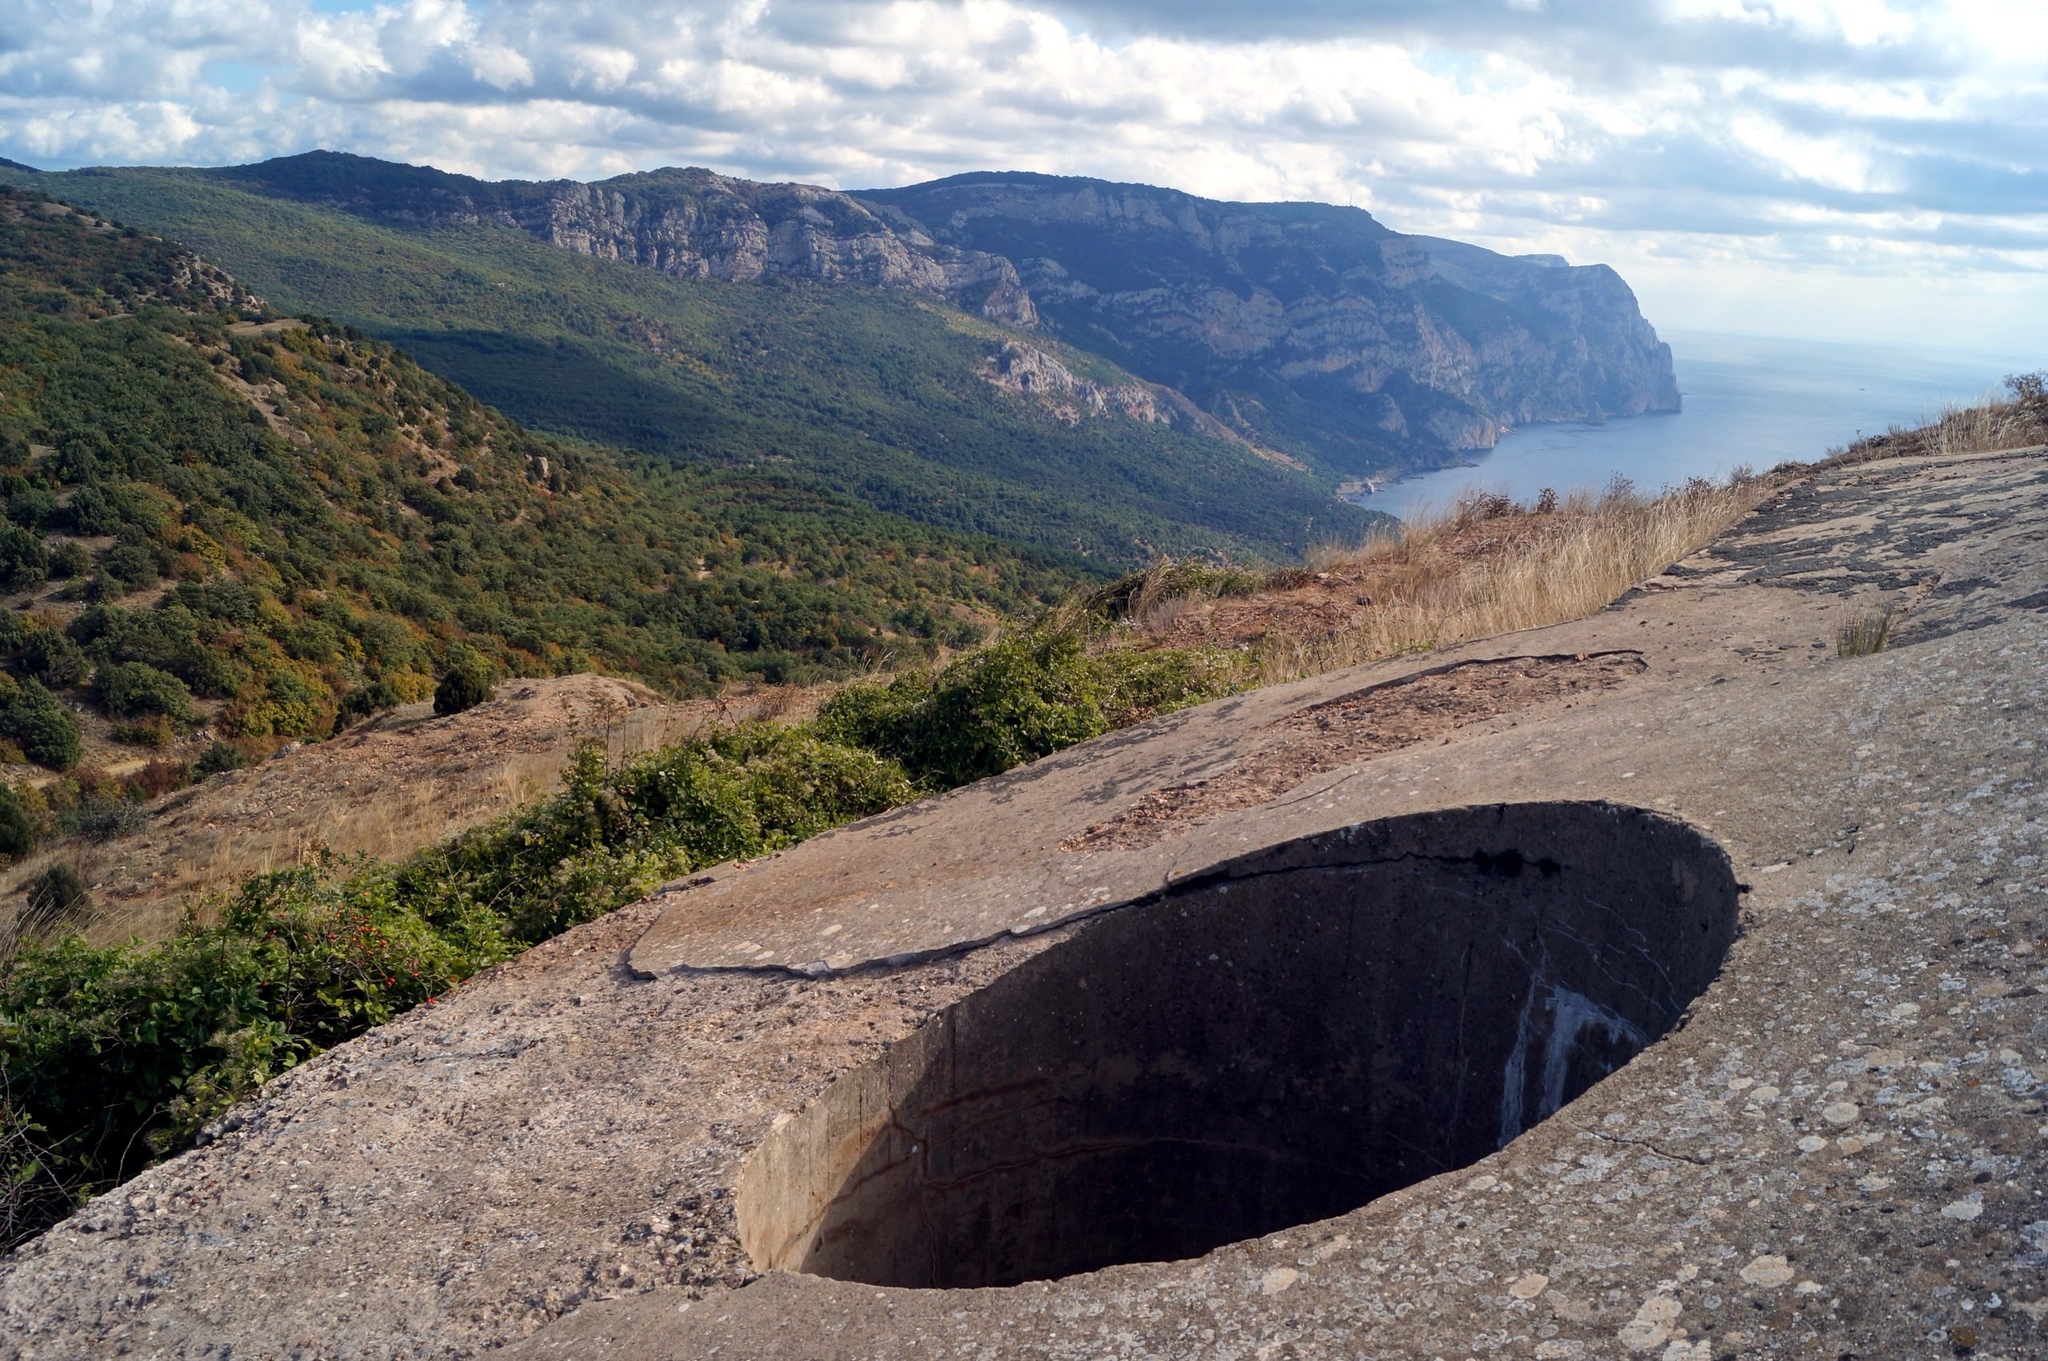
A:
[[0, 0, 2043, 358]]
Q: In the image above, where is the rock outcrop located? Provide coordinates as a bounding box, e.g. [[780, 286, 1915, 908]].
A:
[[212, 154, 1679, 477], [863, 174, 1680, 472], [212, 153, 1036, 327]]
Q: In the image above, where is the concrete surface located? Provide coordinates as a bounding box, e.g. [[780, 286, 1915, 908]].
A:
[[3, 446, 2046, 1360]]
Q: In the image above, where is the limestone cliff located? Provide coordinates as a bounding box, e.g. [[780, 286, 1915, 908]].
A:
[[860, 173, 1680, 474], [213, 153, 1679, 477]]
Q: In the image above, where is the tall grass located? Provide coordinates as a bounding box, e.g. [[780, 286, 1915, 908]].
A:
[[1830, 371, 2048, 465], [1104, 474, 1777, 685]]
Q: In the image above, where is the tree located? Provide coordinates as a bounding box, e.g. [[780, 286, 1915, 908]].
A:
[[433, 651, 496, 717], [0, 785, 35, 861], [0, 680, 82, 771]]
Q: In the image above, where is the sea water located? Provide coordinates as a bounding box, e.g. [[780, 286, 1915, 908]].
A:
[[1351, 330, 2040, 522]]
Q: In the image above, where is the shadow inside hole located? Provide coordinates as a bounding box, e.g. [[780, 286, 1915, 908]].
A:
[[739, 801, 1737, 1290]]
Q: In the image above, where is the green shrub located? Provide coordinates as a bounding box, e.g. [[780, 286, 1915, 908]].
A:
[[20, 863, 90, 936], [0, 681, 80, 771], [45, 540, 91, 580], [432, 651, 496, 717], [102, 541, 159, 590], [3, 488, 56, 531], [91, 661, 192, 722], [818, 624, 1243, 788], [333, 674, 407, 733], [193, 739, 247, 778], [65, 797, 146, 842], [0, 526, 47, 593], [408, 725, 915, 944], [17, 630, 87, 689], [0, 857, 507, 1211], [0, 785, 34, 861]]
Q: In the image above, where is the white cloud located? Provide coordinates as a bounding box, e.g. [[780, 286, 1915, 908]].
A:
[[0, 0, 2040, 351]]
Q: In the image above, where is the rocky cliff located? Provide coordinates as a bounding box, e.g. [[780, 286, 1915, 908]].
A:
[[861, 173, 1680, 473], [212, 153, 1679, 477]]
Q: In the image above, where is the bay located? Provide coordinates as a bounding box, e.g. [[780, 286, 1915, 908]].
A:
[[1350, 329, 2041, 522]]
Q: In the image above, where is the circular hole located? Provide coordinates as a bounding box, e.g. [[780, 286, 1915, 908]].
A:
[[740, 801, 1737, 1289]]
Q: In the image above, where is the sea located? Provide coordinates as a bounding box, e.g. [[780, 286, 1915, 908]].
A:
[[1349, 329, 2042, 522]]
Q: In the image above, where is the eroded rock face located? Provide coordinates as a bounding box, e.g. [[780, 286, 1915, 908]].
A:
[[211, 153, 1677, 475], [862, 174, 1681, 471]]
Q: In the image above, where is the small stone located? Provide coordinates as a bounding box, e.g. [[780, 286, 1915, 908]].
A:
[[1941, 1197, 1984, 1222], [1890, 1002, 1920, 1020], [1617, 1295, 1681, 1352], [1739, 1254, 1795, 1288], [1467, 1174, 1499, 1191], [1837, 1136, 1866, 1154], [1510, 1273, 1550, 1300], [1794, 1281, 1825, 1295], [1661, 1342, 1711, 1361], [1258, 1267, 1299, 1296], [1820, 1101, 1860, 1125], [1796, 1135, 1826, 1153]]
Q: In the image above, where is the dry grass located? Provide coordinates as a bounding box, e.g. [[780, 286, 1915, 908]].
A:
[[1836, 606, 1899, 658], [1826, 372, 2048, 466], [2, 675, 841, 950], [1124, 475, 1780, 686]]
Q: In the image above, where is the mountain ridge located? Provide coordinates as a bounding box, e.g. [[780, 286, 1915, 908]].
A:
[[193, 151, 1679, 478]]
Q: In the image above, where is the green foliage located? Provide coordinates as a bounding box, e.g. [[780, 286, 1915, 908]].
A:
[[21, 864, 89, 936], [0, 785, 34, 861], [432, 650, 495, 717], [91, 661, 193, 722], [4, 167, 1378, 567], [193, 739, 248, 778], [0, 181, 1087, 702], [0, 719, 912, 1239], [16, 629, 87, 690], [0, 858, 502, 1204], [818, 622, 1245, 788], [0, 525, 47, 591], [0, 680, 80, 771], [405, 725, 916, 945], [46, 540, 90, 580]]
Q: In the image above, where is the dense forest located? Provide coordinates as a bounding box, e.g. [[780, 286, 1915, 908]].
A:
[[0, 183, 1096, 773], [1, 164, 1380, 567]]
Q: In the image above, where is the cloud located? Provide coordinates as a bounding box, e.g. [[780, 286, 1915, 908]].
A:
[[0, 0, 2042, 350]]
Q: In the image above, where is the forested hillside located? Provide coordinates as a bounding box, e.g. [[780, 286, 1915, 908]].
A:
[[0, 184, 1087, 766], [0, 162, 1377, 566]]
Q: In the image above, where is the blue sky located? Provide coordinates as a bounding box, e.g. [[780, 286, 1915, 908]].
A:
[[1, 0, 2043, 357]]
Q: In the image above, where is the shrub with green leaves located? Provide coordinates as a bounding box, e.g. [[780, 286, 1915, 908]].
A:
[[0, 785, 34, 861], [46, 540, 91, 580], [0, 680, 80, 771], [91, 661, 193, 722], [17, 630, 88, 690], [0, 525, 48, 592], [20, 864, 89, 936], [0, 858, 505, 1203], [193, 739, 247, 778], [432, 651, 496, 717], [407, 724, 916, 944], [817, 623, 1244, 788]]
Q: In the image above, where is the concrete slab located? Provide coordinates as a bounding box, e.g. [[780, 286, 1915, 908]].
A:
[[4, 447, 2046, 1360]]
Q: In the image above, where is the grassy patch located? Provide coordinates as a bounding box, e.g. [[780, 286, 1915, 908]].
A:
[[1836, 606, 1898, 658]]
